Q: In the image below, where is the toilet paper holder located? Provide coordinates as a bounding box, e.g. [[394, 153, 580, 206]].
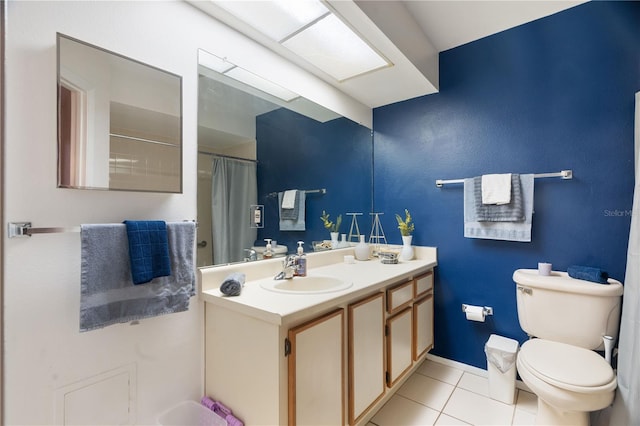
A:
[[461, 304, 493, 316]]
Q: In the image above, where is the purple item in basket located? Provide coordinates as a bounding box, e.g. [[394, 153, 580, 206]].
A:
[[212, 401, 232, 418], [213, 401, 244, 426], [225, 414, 244, 426], [201, 396, 216, 411]]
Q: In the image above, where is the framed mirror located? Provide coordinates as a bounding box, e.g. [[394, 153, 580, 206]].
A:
[[57, 33, 182, 193], [197, 49, 373, 267]]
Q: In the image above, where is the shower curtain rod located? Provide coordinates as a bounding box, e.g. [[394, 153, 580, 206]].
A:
[[197, 151, 257, 164], [435, 170, 572, 187]]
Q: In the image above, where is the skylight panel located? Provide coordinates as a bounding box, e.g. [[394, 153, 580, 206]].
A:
[[281, 13, 390, 81], [215, 0, 329, 41]]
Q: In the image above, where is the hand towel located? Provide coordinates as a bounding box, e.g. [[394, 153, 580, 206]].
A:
[[280, 190, 300, 220], [464, 174, 534, 242], [474, 174, 525, 222], [567, 265, 610, 284], [123, 220, 171, 284], [279, 191, 306, 231], [80, 222, 196, 332], [482, 173, 512, 204], [220, 272, 245, 296], [281, 189, 297, 209]]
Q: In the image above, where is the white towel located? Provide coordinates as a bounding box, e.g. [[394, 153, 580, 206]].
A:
[[282, 190, 297, 209], [482, 173, 512, 205]]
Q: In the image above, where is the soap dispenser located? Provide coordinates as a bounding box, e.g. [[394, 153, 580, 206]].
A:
[[295, 241, 307, 277], [264, 238, 273, 259]]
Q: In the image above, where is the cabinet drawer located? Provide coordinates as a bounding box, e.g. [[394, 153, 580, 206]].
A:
[[386, 280, 413, 314], [414, 271, 433, 299]]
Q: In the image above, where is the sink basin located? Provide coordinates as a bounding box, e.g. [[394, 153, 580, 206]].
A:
[[260, 276, 353, 294]]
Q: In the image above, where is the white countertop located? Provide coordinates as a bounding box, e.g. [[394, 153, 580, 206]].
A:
[[199, 246, 437, 325]]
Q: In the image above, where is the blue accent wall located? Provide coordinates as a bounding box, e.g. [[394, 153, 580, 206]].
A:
[[256, 108, 373, 252], [373, 2, 640, 368]]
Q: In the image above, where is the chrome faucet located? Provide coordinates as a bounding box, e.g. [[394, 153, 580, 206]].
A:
[[244, 248, 257, 262], [274, 255, 298, 280]]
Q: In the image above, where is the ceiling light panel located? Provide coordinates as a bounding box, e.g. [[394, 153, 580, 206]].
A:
[[282, 13, 390, 81], [214, 0, 329, 41]]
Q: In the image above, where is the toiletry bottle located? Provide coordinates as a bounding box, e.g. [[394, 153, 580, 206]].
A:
[[295, 241, 307, 277], [264, 238, 273, 259]]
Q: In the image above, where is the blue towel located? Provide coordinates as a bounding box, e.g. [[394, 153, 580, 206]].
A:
[[279, 191, 306, 231], [567, 265, 610, 284], [464, 174, 534, 242], [280, 190, 300, 220], [220, 272, 245, 296], [80, 222, 196, 332], [473, 174, 525, 222], [123, 220, 171, 284]]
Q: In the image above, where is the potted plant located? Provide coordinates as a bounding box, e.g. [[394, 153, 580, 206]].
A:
[[321, 211, 342, 249], [395, 209, 415, 260]]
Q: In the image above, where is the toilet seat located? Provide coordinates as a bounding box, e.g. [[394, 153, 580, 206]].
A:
[[518, 339, 616, 394]]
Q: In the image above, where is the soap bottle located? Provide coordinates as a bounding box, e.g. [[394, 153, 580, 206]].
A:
[[295, 241, 307, 277], [264, 238, 273, 259]]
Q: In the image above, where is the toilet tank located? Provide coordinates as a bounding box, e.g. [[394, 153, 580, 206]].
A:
[[513, 269, 623, 350]]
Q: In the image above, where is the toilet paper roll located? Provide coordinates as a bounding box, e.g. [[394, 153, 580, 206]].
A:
[[465, 305, 486, 322]]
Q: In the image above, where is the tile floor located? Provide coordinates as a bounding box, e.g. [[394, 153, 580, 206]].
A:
[[368, 359, 538, 426]]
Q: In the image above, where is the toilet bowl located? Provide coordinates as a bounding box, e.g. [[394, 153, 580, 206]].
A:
[[513, 269, 623, 426], [517, 339, 616, 425]]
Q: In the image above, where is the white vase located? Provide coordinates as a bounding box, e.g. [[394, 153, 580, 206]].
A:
[[400, 235, 414, 261], [330, 232, 340, 249], [338, 233, 349, 248], [354, 235, 370, 261]]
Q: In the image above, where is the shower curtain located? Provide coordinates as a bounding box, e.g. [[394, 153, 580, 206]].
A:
[[211, 156, 257, 264], [609, 92, 640, 426]]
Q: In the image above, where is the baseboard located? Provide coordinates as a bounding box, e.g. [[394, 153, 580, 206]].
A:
[[425, 353, 531, 393]]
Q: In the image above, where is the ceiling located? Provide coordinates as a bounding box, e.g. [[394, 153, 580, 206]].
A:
[[190, 0, 586, 110]]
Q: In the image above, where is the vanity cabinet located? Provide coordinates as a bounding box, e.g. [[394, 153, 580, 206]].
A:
[[288, 309, 345, 425], [202, 255, 436, 426]]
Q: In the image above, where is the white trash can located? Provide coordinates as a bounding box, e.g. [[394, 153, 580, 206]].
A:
[[157, 401, 227, 426], [484, 334, 519, 404]]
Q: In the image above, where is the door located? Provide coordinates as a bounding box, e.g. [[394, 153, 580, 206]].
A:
[[348, 293, 385, 424], [288, 309, 344, 426], [386, 307, 413, 387], [413, 294, 434, 360]]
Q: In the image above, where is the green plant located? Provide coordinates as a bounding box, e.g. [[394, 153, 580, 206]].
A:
[[395, 209, 415, 236], [320, 210, 342, 233]]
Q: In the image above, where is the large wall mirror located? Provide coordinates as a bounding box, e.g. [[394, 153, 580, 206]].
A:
[[197, 49, 373, 267], [57, 33, 182, 193]]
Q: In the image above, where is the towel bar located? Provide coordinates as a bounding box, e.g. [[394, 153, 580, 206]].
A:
[[8, 220, 197, 238], [267, 188, 326, 198], [436, 170, 572, 187]]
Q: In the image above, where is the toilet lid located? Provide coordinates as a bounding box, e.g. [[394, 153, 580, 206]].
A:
[[519, 339, 615, 389]]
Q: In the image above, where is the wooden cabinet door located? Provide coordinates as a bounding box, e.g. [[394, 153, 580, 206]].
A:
[[386, 307, 413, 387], [288, 309, 344, 426], [348, 293, 385, 424], [413, 294, 434, 361]]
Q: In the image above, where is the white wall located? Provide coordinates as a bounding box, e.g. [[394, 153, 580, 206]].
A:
[[3, 1, 369, 424]]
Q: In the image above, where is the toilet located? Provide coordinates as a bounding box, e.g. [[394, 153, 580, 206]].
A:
[[513, 269, 623, 426]]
